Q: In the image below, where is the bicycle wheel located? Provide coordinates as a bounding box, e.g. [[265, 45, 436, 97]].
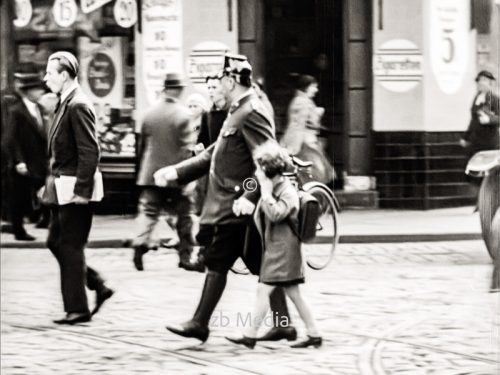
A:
[[301, 182, 339, 270]]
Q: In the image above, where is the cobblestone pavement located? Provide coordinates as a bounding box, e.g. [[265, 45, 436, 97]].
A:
[[1, 241, 499, 374]]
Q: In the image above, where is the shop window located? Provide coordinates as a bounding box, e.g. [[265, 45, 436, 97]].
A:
[[13, 1, 137, 158]]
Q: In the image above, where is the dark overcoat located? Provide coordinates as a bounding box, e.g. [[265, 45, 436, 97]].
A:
[[464, 91, 500, 154], [5, 95, 48, 185]]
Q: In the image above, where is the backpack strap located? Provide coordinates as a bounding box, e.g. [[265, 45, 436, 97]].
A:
[[286, 217, 301, 241]]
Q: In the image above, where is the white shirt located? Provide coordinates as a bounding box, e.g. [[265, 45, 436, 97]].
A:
[[60, 81, 79, 104]]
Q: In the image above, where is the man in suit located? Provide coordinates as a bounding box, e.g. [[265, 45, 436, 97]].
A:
[[132, 73, 196, 271], [154, 54, 296, 343], [461, 70, 500, 155], [4, 73, 47, 240], [42, 51, 113, 325]]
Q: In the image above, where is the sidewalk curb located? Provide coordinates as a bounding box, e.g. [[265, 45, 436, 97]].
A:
[[1, 233, 482, 249]]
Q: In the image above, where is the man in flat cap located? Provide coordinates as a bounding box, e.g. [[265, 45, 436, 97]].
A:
[[131, 72, 197, 271], [4, 71, 48, 241], [154, 53, 296, 343], [461, 70, 500, 155], [42, 51, 113, 324]]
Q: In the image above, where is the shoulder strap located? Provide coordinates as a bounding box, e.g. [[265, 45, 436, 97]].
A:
[[286, 217, 301, 241]]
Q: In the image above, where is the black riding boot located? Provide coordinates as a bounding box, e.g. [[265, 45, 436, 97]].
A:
[[166, 271, 227, 342], [257, 287, 297, 341]]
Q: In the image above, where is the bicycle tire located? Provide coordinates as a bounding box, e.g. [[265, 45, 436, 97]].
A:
[[302, 182, 339, 270], [478, 168, 500, 260]]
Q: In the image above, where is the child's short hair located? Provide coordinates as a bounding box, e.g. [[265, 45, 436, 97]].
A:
[[253, 141, 290, 178]]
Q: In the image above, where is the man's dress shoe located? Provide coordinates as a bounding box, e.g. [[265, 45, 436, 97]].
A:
[[14, 233, 36, 241], [290, 336, 322, 348], [166, 320, 209, 342], [91, 287, 114, 315], [53, 312, 91, 325], [256, 326, 297, 341], [225, 335, 256, 349]]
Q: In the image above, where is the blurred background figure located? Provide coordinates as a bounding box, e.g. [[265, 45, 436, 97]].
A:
[[197, 75, 228, 148], [132, 73, 197, 272], [253, 77, 274, 120], [188, 76, 231, 273], [280, 74, 333, 184], [4, 71, 49, 240], [460, 70, 500, 157], [186, 92, 209, 146]]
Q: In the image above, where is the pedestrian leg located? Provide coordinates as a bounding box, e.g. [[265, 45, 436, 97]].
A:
[[243, 283, 275, 338], [284, 285, 320, 338], [166, 270, 227, 342], [172, 190, 196, 269], [257, 287, 297, 341], [57, 204, 92, 314], [131, 188, 162, 271]]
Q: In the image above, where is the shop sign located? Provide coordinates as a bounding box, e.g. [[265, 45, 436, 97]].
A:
[[13, 0, 33, 28], [81, 0, 112, 14], [373, 39, 423, 93], [53, 0, 78, 28], [87, 53, 116, 97], [187, 41, 229, 85], [114, 0, 138, 28], [430, 0, 469, 95], [79, 36, 124, 107], [141, 0, 183, 104]]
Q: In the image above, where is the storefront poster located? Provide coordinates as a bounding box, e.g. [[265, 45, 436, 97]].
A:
[[187, 41, 228, 86], [52, 0, 78, 28], [430, 0, 470, 95], [114, 0, 138, 28], [373, 39, 423, 93], [79, 37, 123, 107], [81, 0, 112, 14], [141, 0, 183, 105], [14, 0, 33, 27]]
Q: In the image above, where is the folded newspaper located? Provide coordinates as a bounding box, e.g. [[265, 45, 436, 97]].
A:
[[54, 171, 104, 205]]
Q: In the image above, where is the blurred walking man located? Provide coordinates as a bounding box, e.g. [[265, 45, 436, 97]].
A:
[[42, 52, 113, 324], [5, 72, 47, 241], [132, 73, 196, 271], [154, 54, 296, 343]]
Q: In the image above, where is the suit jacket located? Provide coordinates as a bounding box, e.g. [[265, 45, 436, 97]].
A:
[[174, 92, 276, 225], [464, 91, 500, 154], [43, 87, 100, 204], [5, 94, 48, 184], [197, 105, 228, 148], [137, 97, 193, 186], [254, 178, 303, 283]]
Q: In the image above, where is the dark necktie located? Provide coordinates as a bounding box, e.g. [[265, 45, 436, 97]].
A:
[[54, 96, 61, 113]]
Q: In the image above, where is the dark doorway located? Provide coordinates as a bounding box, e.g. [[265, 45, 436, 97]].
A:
[[263, 0, 345, 187]]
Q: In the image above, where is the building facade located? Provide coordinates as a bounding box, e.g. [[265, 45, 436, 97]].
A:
[[3, 0, 498, 210]]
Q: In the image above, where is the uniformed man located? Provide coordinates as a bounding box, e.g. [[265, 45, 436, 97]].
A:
[[154, 54, 297, 343]]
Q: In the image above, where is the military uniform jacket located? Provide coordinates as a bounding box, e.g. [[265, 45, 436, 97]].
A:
[[175, 92, 275, 225]]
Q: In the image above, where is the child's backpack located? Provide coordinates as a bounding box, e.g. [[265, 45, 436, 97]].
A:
[[287, 190, 321, 242]]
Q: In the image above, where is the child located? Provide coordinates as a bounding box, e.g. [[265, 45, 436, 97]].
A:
[[226, 142, 322, 349]]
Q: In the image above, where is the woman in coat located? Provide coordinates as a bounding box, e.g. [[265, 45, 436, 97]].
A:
[[280, 75, 332, 184], [226, 142, 322, 349]]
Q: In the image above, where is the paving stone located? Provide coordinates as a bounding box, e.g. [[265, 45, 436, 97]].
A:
[[1, 241, 499, 374]]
